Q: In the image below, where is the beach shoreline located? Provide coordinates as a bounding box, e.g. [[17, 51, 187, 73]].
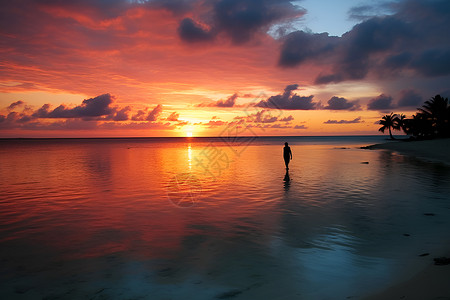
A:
[[363, 138, 450, 299], [364, 256, 450, 300], [363, 138, 450, 165]]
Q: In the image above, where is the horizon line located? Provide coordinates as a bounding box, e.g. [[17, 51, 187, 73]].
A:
[[0, 134, 392, 140]]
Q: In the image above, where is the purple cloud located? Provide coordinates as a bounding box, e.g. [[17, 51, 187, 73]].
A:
[[7, 100, 25, 110], [33, 94, 115, 119], [323, 117, 363, 124], [367, 94, 394, 111], [324, 96, 361, 111], [178, 18, 214, 43], [293, 124, 308, 129], [279, 115, 294, 122], [279, 0, 450, 84], [111, 106, 131, 121], [1, 95, 168, 131], [146, 104, 163, 121], [256, 84, 317, 110], [178, 0, 305, 44]]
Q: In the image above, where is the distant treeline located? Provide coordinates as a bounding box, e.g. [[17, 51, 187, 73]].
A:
[[379, 95, 450, 139]]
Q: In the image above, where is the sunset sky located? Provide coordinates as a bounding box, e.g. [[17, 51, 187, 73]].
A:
[[1, 0, 449, 137]]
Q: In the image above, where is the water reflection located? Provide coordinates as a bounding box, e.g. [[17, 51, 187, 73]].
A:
[[0, 139, 450, 299], [283, 169, 291, 191], [187, 143, 192, 170]]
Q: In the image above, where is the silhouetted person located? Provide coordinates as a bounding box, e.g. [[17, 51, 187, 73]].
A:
[[283, 142, 292, 170]]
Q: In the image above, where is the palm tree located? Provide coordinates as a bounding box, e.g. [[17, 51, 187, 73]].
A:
[[394, 113, 407, 134], [417, 95, 450, 137], [379, 112, 398, 139], [403, 114, 433, 138]]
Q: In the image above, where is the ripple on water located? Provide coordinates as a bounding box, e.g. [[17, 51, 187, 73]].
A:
[[1, 139, 450, 299]]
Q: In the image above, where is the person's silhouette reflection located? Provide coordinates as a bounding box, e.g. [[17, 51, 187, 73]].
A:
[[283, 142, 292, 170], [283, 169, 290, 190]]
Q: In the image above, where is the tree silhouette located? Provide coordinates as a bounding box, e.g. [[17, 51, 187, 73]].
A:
[[417, 95, 450, 137], [379, 112, 398, 139], [382, 94, 450, 139], [403, 114, 432, 138], [394, 113, 407, 133]]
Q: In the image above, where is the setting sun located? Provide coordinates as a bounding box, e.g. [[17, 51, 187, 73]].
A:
[[186, 132, 193, 137]]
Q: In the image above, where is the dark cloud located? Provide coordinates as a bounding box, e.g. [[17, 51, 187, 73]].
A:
[[397, 89, 423, 108], [146, 104, 163, 121], [348, 5, 380, 21], [1, 95, 168, 131], [347, 3, 393, 21], [32, 104, 51, 119], [324, 96, 361, 110], [279, 0, 450, 84], [256, 84, 317, 110], [279, 115, 294, 122], [266, 124, 291, 129], [382, 52, 412, 70], [111, 106, 131, 121], [248, 110, 278, 123], [410, 48, 450, 77], [213, 0, 304, 44], [279, 31, 337, 67], [293, 124, 307, 129], [130, 105, 164, 122], [324, 117, 363, 124], [8, 112, 33, 123], [367, 94, 394, 110], [178, 18, 214, 43], [131, 109, 147, 121], [0, 111, 40, 129], [317, 16, 412, 84], [178, 0, 305, 44], [7, 100, 25, 110], [33, 94, 115, 119], [216, 93, 238, 107]]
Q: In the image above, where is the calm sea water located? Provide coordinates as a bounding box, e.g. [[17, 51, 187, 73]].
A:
[[1, 136, 449, 299]]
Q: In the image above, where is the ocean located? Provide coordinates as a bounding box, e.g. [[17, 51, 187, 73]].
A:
[[1, 136, 449, 299]]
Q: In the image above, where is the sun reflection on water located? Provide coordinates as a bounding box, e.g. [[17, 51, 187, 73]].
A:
[[187, 143, 192, 169]]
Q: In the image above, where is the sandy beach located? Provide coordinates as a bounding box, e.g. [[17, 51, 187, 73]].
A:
[[366, 138, 450, 165], [364, 138, 450, 299], [364, 256, 450, 300]]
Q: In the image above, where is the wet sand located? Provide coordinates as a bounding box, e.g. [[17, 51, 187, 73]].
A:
[[364, 258, 450, 300], [364, 138, 450, 299], [365, 138, 450, 165]]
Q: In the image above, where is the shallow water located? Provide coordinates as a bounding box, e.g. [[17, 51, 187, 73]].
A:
[[1, 137, 449, 299]]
